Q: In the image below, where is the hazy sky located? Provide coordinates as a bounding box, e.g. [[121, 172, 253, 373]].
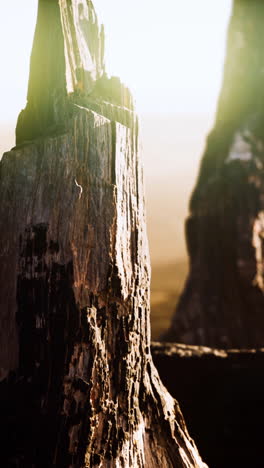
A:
[[95, 0, 232, 114], [0, 0, 232, 122]]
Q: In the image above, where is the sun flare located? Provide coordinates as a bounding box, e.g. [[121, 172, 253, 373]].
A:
[[0, 0, 232, 121]]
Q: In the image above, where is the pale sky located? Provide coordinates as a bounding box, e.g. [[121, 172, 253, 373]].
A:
[[95, 0, 232, 114], [0, 0, 232, 122]]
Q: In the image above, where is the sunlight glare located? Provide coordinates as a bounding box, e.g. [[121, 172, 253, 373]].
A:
[[0, 0, 232, 121], [94, 0, 232, 114], [0, 1, 38, 122]]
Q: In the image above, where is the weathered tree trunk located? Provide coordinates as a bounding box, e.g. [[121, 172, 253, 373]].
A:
[[0, 1, 206, 467], [165, 0, 264, 348]]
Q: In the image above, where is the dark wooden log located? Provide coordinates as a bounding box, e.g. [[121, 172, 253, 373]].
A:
[[0, 1, 206, 466], [165, 0, 264, 348], [152, 342, 264, 468]]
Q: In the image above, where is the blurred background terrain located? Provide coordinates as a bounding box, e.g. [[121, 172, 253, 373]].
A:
[[141, 112, 212, 339]]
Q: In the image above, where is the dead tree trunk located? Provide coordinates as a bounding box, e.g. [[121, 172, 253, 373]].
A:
[[0, 1, 206, 467], [164, 0, 264, 348]]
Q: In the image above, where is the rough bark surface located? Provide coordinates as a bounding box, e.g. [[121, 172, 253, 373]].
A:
[[0, 1, 206, 467], [164, 0, 264, 348]]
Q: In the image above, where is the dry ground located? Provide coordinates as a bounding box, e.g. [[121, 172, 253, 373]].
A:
[[150, 259, 188, 340]]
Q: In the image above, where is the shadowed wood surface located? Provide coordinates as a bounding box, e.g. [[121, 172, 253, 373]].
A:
[[165, 0, 264, 348], [153, 342, 264, 468]]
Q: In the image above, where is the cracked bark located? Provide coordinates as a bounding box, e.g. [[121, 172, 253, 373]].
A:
[[0, 1, 206, 467]]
